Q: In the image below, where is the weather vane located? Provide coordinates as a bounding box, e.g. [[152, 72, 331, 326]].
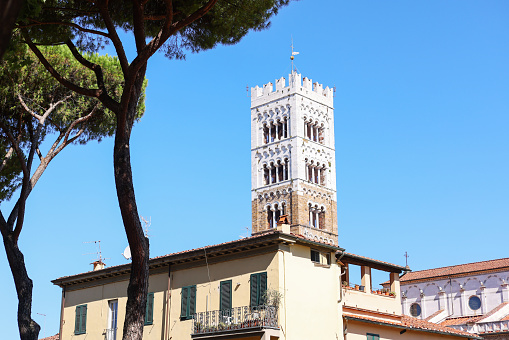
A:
[[290, 36, 299, 72]]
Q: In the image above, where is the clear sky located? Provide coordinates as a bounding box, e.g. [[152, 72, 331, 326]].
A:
[[1, 1, 508, 338]]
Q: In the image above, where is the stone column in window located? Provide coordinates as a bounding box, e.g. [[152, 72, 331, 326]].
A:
[[275, 120, 279, 141], [314, 166, 318, 184], [283, 118, 288, 138], [459, 287, 466, 316], [267, 208, 273, 229], [307, 122, 311, 139], [264, 166, 269, 185], [320, 167, 326, 185], [309, 205, 313, 227], [271, 164, 276, 184], [277, 162, 283, 182], [271, 122, 276, 142], [319, 126, 323, 144], [264, 124, 269, 144]]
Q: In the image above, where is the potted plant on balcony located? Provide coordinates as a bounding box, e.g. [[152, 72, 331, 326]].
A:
[[389, 291, 396, 297]]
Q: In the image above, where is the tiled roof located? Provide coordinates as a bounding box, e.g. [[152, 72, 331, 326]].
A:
[[39, 334, 59, 340], [344, 312, 480, 338], [425, 309, 444, 321], [440, 302, 509, 326], [477, 302, 509, 322], [440, 316, 482, 326], [399, 258, 509, 283], [402, 316, 480, 338], [53, 229, 340, 285], [501, 314, 509, 321]]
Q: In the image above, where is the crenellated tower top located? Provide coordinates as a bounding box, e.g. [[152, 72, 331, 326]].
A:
[[251, 72, 334, 108]]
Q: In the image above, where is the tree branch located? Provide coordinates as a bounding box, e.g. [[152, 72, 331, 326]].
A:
[[16, 93, 42, 120], [22, 30, 120, 113], [18, 20, 110, 38], [98, 1, 129, 75], [0, 146, 14, 174]]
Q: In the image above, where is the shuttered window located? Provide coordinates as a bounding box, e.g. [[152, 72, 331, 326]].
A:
[[180, 285, 196, 320], [250, 272, 267, 307], [74, 304, 87, 335], [145, 292, 154, 325], [220, 280, 232, 311], [367, 334, 380, 340]]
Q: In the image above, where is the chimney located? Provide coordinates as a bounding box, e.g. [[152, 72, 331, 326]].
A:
[[92, 260, 106, 271], [276, 214, 291, 234]]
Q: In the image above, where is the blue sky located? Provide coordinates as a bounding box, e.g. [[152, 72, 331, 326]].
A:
[[1, 0, 508, 338]]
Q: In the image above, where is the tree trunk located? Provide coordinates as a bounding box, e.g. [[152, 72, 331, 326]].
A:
[[115, 69, 149, 340], [2, 232, 40, 340], [0, 0, 24, 59]]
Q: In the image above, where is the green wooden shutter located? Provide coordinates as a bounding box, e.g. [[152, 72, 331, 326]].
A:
[[74, 306, 81, 334], [250, 274, 258, 307], [81, 305, 87, 333], [189, 286, 196, 316], [260, 273, 267, 305], [220, 280, 232, 311], [145, 292, 154, 325], [181, 287, 188, 318]]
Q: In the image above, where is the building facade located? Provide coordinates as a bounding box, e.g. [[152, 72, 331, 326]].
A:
[[250, 72, 338, 246], [394, 258, 509, 339], [49, 72, 480, 340]]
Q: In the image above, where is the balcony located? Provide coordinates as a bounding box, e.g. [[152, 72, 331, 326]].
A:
[[192, 305, 279, 339], [103, 328, 117, 340]]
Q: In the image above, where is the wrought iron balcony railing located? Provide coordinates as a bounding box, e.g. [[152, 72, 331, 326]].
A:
[[192, 305, 278, 335]]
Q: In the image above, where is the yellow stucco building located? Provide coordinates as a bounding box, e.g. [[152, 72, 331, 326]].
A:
[[49, 72, 480, 340]]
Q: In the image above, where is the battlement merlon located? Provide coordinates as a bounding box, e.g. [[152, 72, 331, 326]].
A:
[[250, 72, 334, 108]]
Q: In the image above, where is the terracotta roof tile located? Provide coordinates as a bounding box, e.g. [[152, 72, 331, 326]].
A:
[[343, 312, 480, 338], [476, 302, 509, 322], [501, 314, 509, 321], [440, 316, 482, 326], [39, 334, 59, 340], [400, 258, 509, 283], [402, 316, 480, 338], [425, 309, 444, 321]]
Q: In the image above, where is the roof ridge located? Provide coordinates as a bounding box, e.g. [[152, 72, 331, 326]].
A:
[[408, 257, 509, 274]]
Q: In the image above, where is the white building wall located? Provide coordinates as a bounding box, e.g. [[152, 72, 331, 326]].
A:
[[401, 270, 509, 320]]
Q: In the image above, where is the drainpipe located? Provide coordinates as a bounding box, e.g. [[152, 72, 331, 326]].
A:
[[337, 251, 346, 303], [164, 264, 172, 340], [277, 249, 287, 338], [58, 286, 66, 340]]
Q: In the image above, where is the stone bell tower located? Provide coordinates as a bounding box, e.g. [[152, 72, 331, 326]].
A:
[[251, 71, 338, 246]]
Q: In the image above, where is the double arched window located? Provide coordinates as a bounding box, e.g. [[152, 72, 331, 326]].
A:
[[304, 120, 324, 144], [309, 204, 325, 229], [263, 159, 289, 186], [267, 203, 286, 229], [263, 118, 288, 144], [305, 160, 326, 186]]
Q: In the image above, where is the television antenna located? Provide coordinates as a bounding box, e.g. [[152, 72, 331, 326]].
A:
[[83, 240, 109, 263], [140, 215, 151, 238], [239, 226, 250, 239], [36, 313, 47, 339], [404, 251, 410, 267]]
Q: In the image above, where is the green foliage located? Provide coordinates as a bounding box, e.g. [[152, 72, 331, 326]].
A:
[[0, 45, 146, 202], [23, 0, 291, 58]]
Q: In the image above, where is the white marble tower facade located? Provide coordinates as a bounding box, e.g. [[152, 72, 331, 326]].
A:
[[251, 71, 338, 245]]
